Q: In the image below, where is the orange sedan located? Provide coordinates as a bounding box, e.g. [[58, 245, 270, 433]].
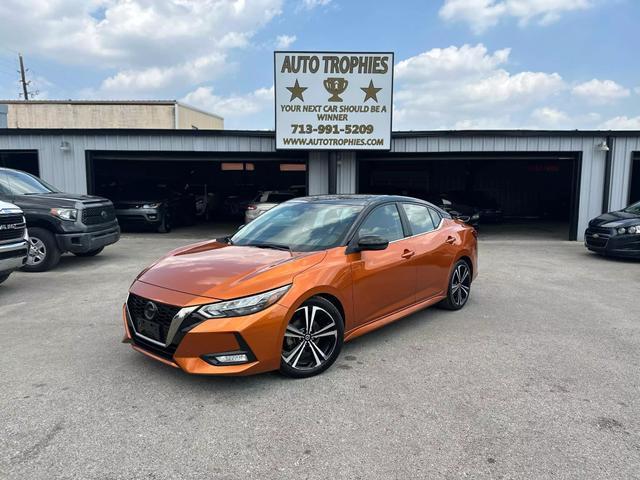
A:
[[123, 195, 478, 378]]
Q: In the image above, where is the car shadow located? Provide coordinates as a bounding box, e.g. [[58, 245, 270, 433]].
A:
[[581, 250, 640, 264]]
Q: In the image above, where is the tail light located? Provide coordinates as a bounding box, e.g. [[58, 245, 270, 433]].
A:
[[247, 205, 257, 210]]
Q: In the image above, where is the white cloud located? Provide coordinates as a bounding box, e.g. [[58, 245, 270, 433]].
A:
[[531, 107, 570, 126], [300, 0, 332, 10], [572, 79, 631, 104], [276, 35, 297, 49], [0, 0, 284, 96], [439, 0, 593, 33], [393, 44, 565, 129], [599, 116, 640, 130], [181, 85, 274, 129]]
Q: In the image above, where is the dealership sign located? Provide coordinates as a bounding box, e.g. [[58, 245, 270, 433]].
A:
[[275, 52, 394, 150]]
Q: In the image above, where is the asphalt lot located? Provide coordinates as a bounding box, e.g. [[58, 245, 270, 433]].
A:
[[1, 225, 639, 479]]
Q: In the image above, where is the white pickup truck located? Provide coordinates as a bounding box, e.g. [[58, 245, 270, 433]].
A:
[[0, 200, 28, 284]]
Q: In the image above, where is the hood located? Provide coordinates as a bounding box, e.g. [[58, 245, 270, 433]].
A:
[[13, 192, 109, 209], [590, 210, 640, 228], [137, 241, 326, 300]]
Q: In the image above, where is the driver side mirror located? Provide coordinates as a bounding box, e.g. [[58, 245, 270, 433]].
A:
[[355, 235, 389, 252]]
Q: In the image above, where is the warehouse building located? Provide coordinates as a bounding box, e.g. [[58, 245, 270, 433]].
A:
[[0, 126, 638, 241], [0, 100, 223, 130]]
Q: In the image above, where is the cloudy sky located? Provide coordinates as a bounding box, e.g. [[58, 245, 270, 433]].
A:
[[0, 0, 638, 130]]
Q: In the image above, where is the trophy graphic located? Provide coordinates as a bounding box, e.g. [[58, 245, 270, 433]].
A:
[[323, 77, 349, 102]]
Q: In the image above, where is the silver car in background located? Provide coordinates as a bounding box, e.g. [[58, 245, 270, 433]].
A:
[[0, 200, 29, 284], [244, 191, 297, 224]]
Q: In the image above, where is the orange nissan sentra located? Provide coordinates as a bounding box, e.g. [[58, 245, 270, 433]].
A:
[[123, 195, 477, 378]]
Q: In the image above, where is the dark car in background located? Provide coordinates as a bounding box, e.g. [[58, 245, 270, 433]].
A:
[[0, 168, 120, 271], [446, 191, 503, 223], [426, 193, 480, 228], [104, 183, 197, 233], [585, 201, 640, 259]]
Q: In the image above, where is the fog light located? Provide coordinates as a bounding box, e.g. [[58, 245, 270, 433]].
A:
[[216, 353, 248, 363], [202, 352, 250, 365]]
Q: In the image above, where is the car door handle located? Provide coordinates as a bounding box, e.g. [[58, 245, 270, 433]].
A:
[[445, 236, 456, 245], [401, 249, 415, 259]]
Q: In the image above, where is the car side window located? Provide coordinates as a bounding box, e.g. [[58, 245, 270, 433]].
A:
[[402, 203, 436, 235], [429, 208, 442, 228], [0, 171, 11, 197], [358, 204, 404, 242]]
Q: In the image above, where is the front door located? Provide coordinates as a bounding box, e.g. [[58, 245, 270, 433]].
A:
[[349, 203, 416, 326]]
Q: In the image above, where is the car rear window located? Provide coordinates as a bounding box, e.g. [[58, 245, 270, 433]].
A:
[[401, 203, 436, 235]]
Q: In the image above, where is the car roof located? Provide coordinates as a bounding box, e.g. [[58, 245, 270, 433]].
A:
[[292, 194, 431, 207]]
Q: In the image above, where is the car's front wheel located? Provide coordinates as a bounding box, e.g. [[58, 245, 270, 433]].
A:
[[279, 296, 344, 378], [439, 259, 472, 310]]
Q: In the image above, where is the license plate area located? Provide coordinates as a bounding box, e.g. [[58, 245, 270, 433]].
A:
[[136, 317, 162, 342]]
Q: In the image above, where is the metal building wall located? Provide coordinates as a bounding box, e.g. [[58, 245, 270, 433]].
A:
[[609, 136, 640, 210]]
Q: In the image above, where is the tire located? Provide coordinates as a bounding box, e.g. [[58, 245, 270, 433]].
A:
[[22, 227, 61, 272], [279, 296, 344, 378], [0, 273, 10, 285], [157, 214, 172, 233], [73, 247, 104, 257], [438, 259, 472, 311]]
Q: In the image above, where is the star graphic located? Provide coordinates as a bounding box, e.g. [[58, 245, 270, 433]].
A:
[[286, 79, 307, 102], [361, 80, 382, 103]]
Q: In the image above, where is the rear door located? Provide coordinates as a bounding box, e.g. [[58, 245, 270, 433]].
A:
[[400, 203, 457, 301], [349, 203, 416, 326]]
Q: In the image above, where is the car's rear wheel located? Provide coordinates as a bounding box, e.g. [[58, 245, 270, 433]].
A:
[[439, 259, 472, 310], [22, 227, 61, 272], [279, 296, 344, 378]]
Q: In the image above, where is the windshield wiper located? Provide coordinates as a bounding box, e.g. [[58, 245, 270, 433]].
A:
[[218, 236, 234, 245], [245, 242, 293, 255]]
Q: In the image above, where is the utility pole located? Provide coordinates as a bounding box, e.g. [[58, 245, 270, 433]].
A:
[[18, 53, 30, 100]]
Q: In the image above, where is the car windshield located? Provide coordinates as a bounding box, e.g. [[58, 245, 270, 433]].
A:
[[231, 201, 363, 252], [623, 201, 640, 214], [0, 170, 60, 195]]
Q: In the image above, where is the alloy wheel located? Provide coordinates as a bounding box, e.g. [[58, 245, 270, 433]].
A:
[[27, 237, 47, 266], [451, 263, 471, 307], [282, 305, 338, 371]]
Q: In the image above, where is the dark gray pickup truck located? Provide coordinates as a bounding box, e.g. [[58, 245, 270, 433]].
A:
[[0, 168, 120, 272]]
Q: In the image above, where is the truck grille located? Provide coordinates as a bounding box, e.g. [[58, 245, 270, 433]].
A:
[[82, 205, 116, 225], [0, 215, 26, 242], [585, 226, 612, 248]]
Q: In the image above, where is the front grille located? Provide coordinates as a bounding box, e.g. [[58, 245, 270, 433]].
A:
[[82, 205, 116, 225], [585, 226, 612, 248], [0, 215, 26, 242], [0, 248, 27, 261], [127, 293, 180, 345]]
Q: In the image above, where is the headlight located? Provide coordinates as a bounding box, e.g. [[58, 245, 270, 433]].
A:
[[471, 213, 480, 220], [627, 225, 639, 234], [617, 227, 627, 235], [198, 284, 291, 318], [143, 203, 162, 209], [51, 208, 77, 221]]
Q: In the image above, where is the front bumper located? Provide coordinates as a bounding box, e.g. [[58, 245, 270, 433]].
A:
[[56, 224, 121, 254], [122, 281, 289, 375], [0, 240, 28, 274], [115, 208, 164, 226], [585, 228, 640, 259]]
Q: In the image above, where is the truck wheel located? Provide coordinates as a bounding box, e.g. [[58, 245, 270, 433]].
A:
[[73, 247, 104, 257], [22, 227, 61, 272], [0, 273, 10, 285]]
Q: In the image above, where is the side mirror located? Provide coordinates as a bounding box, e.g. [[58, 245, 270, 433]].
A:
[[357, 235, 389, 251]]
